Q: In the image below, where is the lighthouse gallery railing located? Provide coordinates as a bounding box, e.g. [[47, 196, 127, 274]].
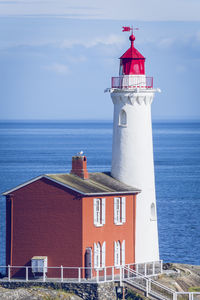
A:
[[112, 75, 153, 89]]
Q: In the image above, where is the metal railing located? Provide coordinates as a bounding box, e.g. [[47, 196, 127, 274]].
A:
[[175, 293, 200, 300], [123, 266, 174, 299], [1, 262, 199, 300], [0, 260, 162, 283], [122, 266, 200, 300], [111, 75, 153, 89]]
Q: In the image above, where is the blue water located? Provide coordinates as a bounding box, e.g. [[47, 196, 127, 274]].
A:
[[0, 120, 200, 266]]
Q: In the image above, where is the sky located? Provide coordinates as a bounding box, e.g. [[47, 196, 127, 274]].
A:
[[0, 0, 200, 120]]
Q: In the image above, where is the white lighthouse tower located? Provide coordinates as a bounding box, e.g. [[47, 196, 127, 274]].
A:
[[107, 31, 160, 263]]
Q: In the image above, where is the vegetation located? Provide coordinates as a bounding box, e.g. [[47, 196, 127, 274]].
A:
[[42, 290, 77, 300], [42, 293, 74, 300], [188, 287, 200, 292], [120, 289, 146, 300]]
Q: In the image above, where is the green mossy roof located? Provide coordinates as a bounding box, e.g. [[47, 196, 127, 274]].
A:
[[46, 172, 140, 195]]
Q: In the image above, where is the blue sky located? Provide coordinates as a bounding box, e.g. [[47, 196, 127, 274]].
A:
[[0, 0, 200, 120]]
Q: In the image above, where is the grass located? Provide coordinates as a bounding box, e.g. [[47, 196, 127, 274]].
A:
[[125, 289, 146, 300], [188, 287, 200, 292], [41, 290, 76, 300]]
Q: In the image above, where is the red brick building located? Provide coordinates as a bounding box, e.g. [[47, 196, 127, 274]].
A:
[[3, 155, 140, 277]]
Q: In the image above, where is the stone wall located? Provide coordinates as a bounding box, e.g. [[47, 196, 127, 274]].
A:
[[0, 281, 117, 300]]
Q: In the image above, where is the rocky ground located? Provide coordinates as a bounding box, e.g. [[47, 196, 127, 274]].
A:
[[0, 286, 83, 300], [156, 263, 200, 292]]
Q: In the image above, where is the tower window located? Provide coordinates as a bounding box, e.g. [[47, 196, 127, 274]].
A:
[[150, 203, 156, 221], [119, 109, 127, 126]]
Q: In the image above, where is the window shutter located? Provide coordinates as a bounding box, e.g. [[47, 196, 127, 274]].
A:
[[122, 197, 126, 223], [122, 240, 125, 266], [102, 198, 106, 225], [94, 243, 97, 268], [114, 241, 117, 266], [93, 199, 97, 226], [102, 241, 106, 267], [114, 198, 117, 224]]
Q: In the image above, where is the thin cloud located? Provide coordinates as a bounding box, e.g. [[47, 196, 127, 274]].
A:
[[0, 34, 125, 52], [158, 37, 175, 49], [60, 34, 125, 49], [44, 63, 69, 75]]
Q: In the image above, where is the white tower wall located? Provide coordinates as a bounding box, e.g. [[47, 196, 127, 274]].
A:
[[111, 88, 159, 263]]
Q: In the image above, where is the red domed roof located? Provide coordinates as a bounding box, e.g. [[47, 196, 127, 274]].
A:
[[120, 34, 145, 60]]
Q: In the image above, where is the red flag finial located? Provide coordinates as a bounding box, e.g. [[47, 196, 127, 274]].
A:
[[122, 26, 132, 32], [122, 26, 139, 35]]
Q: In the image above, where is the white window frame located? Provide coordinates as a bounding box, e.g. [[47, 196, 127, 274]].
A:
[[94, 242, 101, 268], [114, 240, 125, 267], [114, 197, 126, 225], [96, 199, 101, 224], [93, 198, 106, 227], [94, 241, 106, 269], [121, 240, 125, 266], [102, 241, 106, 268], [114, 241, 121, 267]]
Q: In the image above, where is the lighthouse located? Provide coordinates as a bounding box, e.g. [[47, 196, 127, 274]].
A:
[[107, 30, 160, 263]]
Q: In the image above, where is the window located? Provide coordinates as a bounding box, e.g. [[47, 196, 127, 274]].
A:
[[114, 241, 120, 266], [119, 109, 127, 126], [94, 242, 106, 268], [150, 202, 156, 221], [114, 197, 126, 225], [93, 198, 105, 226], [114, 240, 125, 267]]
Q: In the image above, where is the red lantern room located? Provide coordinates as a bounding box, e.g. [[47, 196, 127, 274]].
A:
[[119, 34, 145, 75]]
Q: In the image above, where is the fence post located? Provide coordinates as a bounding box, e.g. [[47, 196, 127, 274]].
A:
[[149, 278, 151, 293], [144, 263, 147, 276], [112, 266, 114, 281], [43, 266, 46, 282], [146, 279, 149, 297], [152, 261, 155, 275], [160, 260, 163, 274], [96, 269, 99, 283], [26, 267, 28, 282], [173, 292, 177, 300], [8, 265, 10, 281], [128, 264, 130, 278], [189, 293, 193, 300], [61, 265, 63, 282], [136, 263, 138, 274], [120, 266, 122, 286], [78, 268, 81, 283], [104, 268, 106, 282]]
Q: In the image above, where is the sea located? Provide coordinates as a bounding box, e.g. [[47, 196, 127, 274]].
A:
[[0, 120, 200, 266]]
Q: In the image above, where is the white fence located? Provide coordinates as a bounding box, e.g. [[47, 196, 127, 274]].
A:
[[1, 262, 199, 300], [0, 260, 162, 283], [122, 266, 200, 300]]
